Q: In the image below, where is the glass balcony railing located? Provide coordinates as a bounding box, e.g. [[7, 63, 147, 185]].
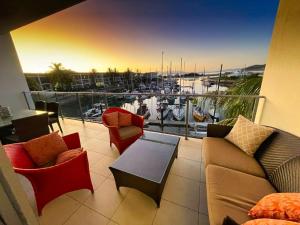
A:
[[23, 91, 265, 139]]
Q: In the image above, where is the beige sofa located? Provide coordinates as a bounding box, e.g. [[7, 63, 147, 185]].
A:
[[203, 124, 300, 225]]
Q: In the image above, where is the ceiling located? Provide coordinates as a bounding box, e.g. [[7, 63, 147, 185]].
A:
[[0, 0, 85, 34]]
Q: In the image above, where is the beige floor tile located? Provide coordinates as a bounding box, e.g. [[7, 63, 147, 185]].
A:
[[199, 213, 210, 225], [163, 174, 200, 211], [108, 221, 119, 225], [64, 205, 109, 225], [171, 157, 201, 181], [67, 173, 106, 202], [84, 179, 129, 218], [112, 190, 157, 225], [39, 195, 81, 225], [178, 144, 202, 162], [180, 137, 202, 147], [90, 155, 116, 177], [200, 162, 206, 183], [85, 138, 120, 159], [86, 151, 105, 166], [153, 200, 198, 225], [199, 183, 208, 215]]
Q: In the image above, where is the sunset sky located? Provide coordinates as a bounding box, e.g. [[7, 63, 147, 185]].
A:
[[11, 0, 279, 73]]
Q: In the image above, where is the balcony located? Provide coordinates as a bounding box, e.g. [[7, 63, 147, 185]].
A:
[[18, 118, 208, 225]]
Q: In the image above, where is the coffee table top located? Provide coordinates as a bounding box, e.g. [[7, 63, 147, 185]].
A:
[[110, 131, 180, 183]]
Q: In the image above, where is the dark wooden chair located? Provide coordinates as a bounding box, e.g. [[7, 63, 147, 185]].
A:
[[47, 102, 63, 133], [35, 100, 46, 111], [4, 113, 50, 143]]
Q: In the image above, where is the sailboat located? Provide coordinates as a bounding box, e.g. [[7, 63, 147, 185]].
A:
[[137, 103, 150, 119], [193, 106, 206, 122], [172, 105, 185, 121], [157, 101, 171, 120]]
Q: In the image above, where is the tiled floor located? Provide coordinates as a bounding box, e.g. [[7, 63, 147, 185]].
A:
[[20, 119, 209, 225]]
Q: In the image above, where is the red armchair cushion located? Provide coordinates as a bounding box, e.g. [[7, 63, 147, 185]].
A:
[[23, 131, 68, 167], [103, 112, 119, 127], [119, 112, 132, 127], [56, 148, 83, 164]]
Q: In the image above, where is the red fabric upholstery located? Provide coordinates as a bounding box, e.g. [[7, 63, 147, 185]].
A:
[[3, 132, 93, 216], [4, 143, 35, 169], [102, 107, 144, 154]]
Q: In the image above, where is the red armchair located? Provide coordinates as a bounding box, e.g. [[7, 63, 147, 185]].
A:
[[4, 133, 94, 216], [102, 107, 144, 154]]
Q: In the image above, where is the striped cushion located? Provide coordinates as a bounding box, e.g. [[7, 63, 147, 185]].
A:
[[255, 129, 300, 176], [269, 156, 300, 192]]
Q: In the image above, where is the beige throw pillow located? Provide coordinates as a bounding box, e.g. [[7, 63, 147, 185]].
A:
[[225, 115, 274, 156]]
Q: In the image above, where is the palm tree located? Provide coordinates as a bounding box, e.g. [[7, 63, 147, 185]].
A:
[[217, 75, 263, 125], [48, 63, 73, 91], [90, 68, 97, 88]]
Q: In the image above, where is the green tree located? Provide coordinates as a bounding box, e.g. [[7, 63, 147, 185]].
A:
[[90, 68, 97, 88], [26, 77, 42, 91], [217, 75, 263, 124], [48, 63, 73, 91]]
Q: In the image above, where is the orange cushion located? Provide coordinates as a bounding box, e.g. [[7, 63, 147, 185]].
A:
[[243, 219, 300, 225], [23, 131, 68, 167], [56, 148, 83, 164], [104, 112, 119, 127], [119, 112, 132, 127], [249, 193, 300, 222]]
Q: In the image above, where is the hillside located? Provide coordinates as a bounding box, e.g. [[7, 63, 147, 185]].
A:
[[245, 64, 266, 71]]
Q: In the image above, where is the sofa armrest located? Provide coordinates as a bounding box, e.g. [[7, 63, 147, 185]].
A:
[[207, 124, 233, 138]]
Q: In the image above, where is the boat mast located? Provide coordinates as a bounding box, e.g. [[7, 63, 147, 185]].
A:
[[194, 63, 196, 94], [212, 64, 223, 122], [161, 51, 164, 91], [180, 58, 182, 94]]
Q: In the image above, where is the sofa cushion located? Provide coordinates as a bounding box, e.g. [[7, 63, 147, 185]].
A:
[[225, 115, 274, 156], [203, 137, 266, 178], [206, 165, 276, 225], [119, 126, 142, 140]]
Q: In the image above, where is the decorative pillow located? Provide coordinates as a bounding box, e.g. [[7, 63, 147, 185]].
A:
[[23, 131, 68, 167], [222, 216, 240, 225], [243, 219, 300, 225], [225, 115, 274, 156], [249, 193, 300, 222], [103, 112, 119, 127], [119, 112, 132, 127], [56, 148, 83, 164]]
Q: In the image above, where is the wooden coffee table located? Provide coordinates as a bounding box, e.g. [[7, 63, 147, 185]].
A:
[[109, 131, 180, 207]]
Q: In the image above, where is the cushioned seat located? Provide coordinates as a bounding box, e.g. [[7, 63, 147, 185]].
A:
[[206, 165, 276, 225], [203, 137, 266, 178], [119, 126, 143, 140]]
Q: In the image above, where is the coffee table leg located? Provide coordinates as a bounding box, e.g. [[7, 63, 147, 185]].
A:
[[155, 195, 162, 208]]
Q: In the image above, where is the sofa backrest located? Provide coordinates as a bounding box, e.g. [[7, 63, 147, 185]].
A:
[[254, 129, 300, 192]]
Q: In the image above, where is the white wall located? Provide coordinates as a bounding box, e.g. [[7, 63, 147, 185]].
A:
[[0, 33, 33, 112], [0, 144, 39, 225], [256, 0, 300, 137]]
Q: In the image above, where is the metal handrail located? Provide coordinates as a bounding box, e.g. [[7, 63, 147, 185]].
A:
[[29, 91, 265, 99], [25, 91, 265, 139]]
